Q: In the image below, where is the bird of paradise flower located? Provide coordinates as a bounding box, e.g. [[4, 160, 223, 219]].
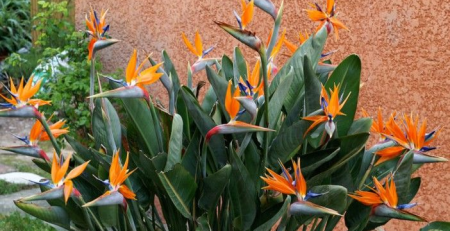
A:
[[262, 158, 341, 216], [89, 49, 163, 105], [182, 31, 218, 74], [374, 113, 446, 165], [84, 151, 136, 208], [305, 0, 349, 39], [302, 84, 350, 138], [20, 152, 90, 204], [1, 115, 68, 161], [349, 176, 426, 221]]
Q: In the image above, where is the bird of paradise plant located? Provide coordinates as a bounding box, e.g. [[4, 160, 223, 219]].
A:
[[84, 151, 136, 208], [0, 76, 50, 110], [0, 76, 64, 155], [262, 159, 341, 216], [20, 152, 90, 204], [1, 116, 68, 160], [234, 0, 255, 30], [89, 49, 163, 105], [86, 8, 119, 112], [349, 176, 425, 221], [182, 31, 218, 73], [361, 107, 393, 142], [85, 8, 118, 60], [374, 113, 446, 165], [206, 80, 273, 141], [303, 84, 349, 138], [305, 0, 349, 39]]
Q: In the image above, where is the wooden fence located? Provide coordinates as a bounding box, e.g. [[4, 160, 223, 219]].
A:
[[30, 0, 75, 46]]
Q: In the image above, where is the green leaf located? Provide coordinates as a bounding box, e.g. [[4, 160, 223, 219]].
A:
[[179, 86, 227, 167], [199, 164, 232, 211], [158, 164, 197, 219], [406, 177, 421, 203], [98, 205, 119, 228], [345, 199, 371, 231], [233, 47, 248, 82], [308, 133, 369, 186], [165, 114, 184, 171], [229, 148, 256, 230], [421, 221, 450, 231], [293, 185, 346, 222], [14, 201, 71, 230], [206, 65, 228, 115], [196, 213, 212, 231], [347, 118, 372, 135], [92, 98, 121, 155], [269, 27, 327, 113], [162, 50, 181, 103], [393, 151, 414, 204], [301, 148, 341, 175], [221, 55, 234, 81], [267, 67, 294, 129], [202, 86, 217, 114], [325, 54, 361, 137], [268, 120, 309, 168], [253, 196, 291, 231], [304, 56, 322, 115], [111, 81, 161, 157], [182, 130, 202, 176]]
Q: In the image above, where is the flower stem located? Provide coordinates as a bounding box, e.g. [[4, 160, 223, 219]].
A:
[[77, 196, 104, 231], [259, 47, 270, 169], [89, 57, 95, 112], [37, 114, 61, 156]]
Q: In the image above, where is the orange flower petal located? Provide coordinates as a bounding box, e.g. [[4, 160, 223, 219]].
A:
[[182, 32, 201, 57], [194, 31, 203, 57], [241, 0, 254, 29], [126, 50, 138, 84], [64, 180, 73, 204], [65, 160, 90, 181], [306, 10, 327, 21], [119, 185, 136, 200]]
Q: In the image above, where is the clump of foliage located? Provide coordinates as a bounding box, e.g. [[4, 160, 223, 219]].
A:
[[0, 0, 31, 56], [0, 0, 448, 231], [3, 0, 101, 143]]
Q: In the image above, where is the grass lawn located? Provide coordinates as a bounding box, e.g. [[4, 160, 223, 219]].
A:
[[0, 212, 55, 231], [0, 179, 36, 195], [0, 155, 50, 179]]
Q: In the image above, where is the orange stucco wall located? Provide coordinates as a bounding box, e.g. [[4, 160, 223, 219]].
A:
[[75, 1, 449, 230]]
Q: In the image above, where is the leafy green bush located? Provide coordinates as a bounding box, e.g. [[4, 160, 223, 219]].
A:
[[3, 0, 101, 143], [0, 0, 31, 55]]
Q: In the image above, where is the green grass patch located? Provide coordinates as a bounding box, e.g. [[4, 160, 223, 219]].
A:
[[0, 179, 36, 195], [0, 212, 55, 231], [0, 155, 50, 179]]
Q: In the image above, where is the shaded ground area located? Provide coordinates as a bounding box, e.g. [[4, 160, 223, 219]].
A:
[[0, 117, 71, 230]]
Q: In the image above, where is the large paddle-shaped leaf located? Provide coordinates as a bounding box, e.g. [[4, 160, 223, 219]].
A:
[[179, 86, 227, 166], [165, 113, 183, 171], [15, 201, 71, 230], [199, 164, 232, 211], [158, 164, 197, 219], [92, 98, 121, 155], [324, 55, 361, 137], [110, 82, 162, 157]]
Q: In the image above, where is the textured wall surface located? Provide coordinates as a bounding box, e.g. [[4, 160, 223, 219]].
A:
[[75, 0, 449, 229]]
